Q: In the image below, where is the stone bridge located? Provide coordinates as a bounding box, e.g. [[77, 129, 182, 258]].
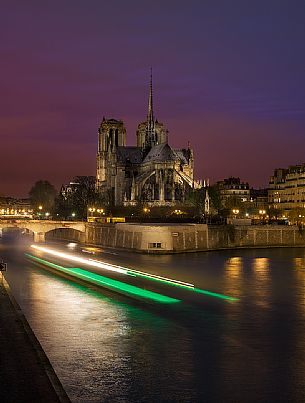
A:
[[0, 220, 86, 242]]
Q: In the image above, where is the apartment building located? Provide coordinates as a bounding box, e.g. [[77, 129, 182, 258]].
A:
[[269, 164, 305, 211]]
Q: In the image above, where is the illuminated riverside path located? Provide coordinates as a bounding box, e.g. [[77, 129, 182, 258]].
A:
[[2, 239, 305, 402]]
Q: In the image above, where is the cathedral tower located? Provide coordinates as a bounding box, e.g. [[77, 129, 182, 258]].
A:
[[96, 118, 126, 189]]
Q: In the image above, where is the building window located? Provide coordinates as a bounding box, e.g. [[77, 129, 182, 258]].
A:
[[148, 242, 162, 248]]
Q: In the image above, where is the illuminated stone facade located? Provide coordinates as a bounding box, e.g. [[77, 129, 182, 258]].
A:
[[269, 164, 305, 211], [216, 177, 250, 208], [96, 76, 201, 206], [0, 197, 33, 218]]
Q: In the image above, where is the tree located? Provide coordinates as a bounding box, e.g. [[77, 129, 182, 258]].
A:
[[185, 187, 212, 219], [288, 207, 305, 224], [54, 176, 103, 220], [208, 185, 221, 212], [268, 206, 283, 220], [29, 180, 57, 212], [71, 176, 97, 218]]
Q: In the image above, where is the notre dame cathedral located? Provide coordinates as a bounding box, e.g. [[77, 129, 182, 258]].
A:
[[96, 75, 202, 206]]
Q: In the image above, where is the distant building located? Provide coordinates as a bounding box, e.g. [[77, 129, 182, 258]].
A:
[[216, 177, 250, 208], [269, 164, 305, 211], [60, 182, 80, 200], [0, 197, 33, 218], [250, 188, 268, 210], [96, 74, 202, 207], [60, 177, 96, 200]]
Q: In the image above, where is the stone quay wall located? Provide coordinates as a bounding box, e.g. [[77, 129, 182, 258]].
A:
[[48, 223, 305, 253], [85, 223, 209, 252]]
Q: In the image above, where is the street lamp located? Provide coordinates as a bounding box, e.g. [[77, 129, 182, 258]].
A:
[[37, 205, 43, 219], [259, 209, 266, 223], [232, 209, 239, 216], [87, 207, 104, 221]]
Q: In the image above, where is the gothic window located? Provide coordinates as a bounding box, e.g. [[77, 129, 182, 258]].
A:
[[109, 129, 113, 148], [164, 184, 172, 201], [175, 184, 183, 201], [115, 129, 119, 146], [154, 183, 159, 200], [141, 174, 157, 201]]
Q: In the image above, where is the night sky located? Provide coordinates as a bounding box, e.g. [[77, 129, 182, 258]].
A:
[[1, 0, 305, 197]]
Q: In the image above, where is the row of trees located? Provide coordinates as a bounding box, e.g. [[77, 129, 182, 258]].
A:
[[29, 179, 224, 221], [32, 179, 301, 222], [29, 177, 105, 220]]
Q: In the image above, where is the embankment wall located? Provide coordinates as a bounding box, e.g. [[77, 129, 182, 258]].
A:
[[47, 223, 305, 253]]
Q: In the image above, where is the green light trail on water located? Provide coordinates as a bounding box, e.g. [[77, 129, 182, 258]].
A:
[[25, 254, 180, 304], [127, 270, 238, 301], [192, 288, 238, 301], [30, 245, 238, 302]]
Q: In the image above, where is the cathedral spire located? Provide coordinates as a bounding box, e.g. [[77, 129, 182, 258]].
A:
[[142, 68, 157, 154], [147, 68, 154, 129]]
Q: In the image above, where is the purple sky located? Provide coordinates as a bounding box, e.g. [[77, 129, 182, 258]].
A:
[[1, 0, 305, 197]]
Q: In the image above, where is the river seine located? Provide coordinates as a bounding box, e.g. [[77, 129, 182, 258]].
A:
[[2, 239, 305, 402]]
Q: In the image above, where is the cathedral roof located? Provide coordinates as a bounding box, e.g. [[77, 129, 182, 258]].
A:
[[173, 149, 189, 164], [116, 147, 142, 164], [107, 118, 121, 123], [143, 143, 177, 163]]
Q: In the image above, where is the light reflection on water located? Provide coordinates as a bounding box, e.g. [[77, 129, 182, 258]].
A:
[[251, 258, 271, 308], [3, 242, 305, 402]]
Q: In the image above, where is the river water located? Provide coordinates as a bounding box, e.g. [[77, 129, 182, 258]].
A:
[[2, 239, 305, 402]]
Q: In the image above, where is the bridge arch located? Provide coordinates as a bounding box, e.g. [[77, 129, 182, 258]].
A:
[[0, 220, 86, 243], [0, 226, 35, 241], [45, 228, 85, 243]]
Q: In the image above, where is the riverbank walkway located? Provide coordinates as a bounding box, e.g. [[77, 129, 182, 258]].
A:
[[0, 273, 70, 403]]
